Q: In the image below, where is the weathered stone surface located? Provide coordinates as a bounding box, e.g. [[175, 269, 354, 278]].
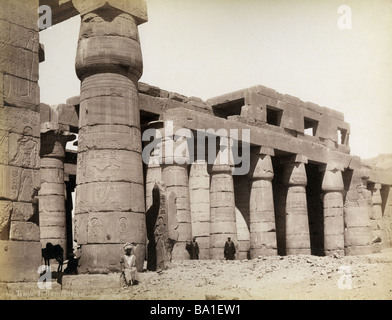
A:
[[283, 160, 311, 255], [162, 162, 191, 260], [209, 157, 237, 259], [235, 207, 250, 260], [249, 154, 277, 258], [0, 240, 41, 282]]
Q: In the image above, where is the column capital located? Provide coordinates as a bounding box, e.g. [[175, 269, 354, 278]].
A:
[[40, 130, 75, 159], [72, 0, 148, 24], [248, 153, 274, 181], [319, 163, 345, 173]]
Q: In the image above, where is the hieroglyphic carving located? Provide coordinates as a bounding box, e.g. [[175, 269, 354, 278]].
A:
[[88, 217, 104, 242], [116, 217, 128, 242], [0, 201, 12, 240], [9, 127, 38, 168]]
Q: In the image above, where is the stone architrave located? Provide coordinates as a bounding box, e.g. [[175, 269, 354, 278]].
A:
[[39, 129, 75, 259], [74, 1, 147, 273], [282, 155, 311, 255], [248, 147, 277, 258], [209, 137, 238, 259], [0, 0, 42, 282], [320, 164, 345, 256]]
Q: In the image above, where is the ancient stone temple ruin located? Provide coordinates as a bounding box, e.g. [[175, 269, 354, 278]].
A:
[[1, 0, 392, 282]]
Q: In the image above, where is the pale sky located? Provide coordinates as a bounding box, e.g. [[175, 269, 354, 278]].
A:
[[39, 0, 392, 160]]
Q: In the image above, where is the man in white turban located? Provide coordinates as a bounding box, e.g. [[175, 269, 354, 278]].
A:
[[120, 243, 137, 287]]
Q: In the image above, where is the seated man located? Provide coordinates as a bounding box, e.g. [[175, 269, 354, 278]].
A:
[[120, 243, 137, 287]]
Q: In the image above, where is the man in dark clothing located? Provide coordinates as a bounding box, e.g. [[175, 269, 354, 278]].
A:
[[224, 237, 236, 260], [186, 237, 200, 260]]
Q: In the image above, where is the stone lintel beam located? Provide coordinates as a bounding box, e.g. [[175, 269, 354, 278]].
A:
[[280, 154, 308, 165], [72, 0, 148, 24], [162, 107, 352, 168]]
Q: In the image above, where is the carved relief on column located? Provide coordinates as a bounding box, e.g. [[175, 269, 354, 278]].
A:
[[74, 1, 148, 273], [320, 163, 345, 256], [248, 147, 277, 258], [209, 136, 237, 259], [281, 155, 311, 255]]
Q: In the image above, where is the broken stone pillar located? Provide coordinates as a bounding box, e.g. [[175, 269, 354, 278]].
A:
[[189, 160, 210, 260], [282, 155, 311, 255], [209, 137, 238, 259], [344, 158, 373, 255], [249, 147, 277, 258], [73, 1, 148, 273], [320, 164, 345, 256], [0, 0, 42, 282], [161, 126, 192, 260], [39, 128, 74, 259]]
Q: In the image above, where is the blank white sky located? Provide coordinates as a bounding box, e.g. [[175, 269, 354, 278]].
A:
[[39, 0, 392, 159]]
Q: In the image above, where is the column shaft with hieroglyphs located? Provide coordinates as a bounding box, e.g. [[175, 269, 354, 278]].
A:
[[73, 0, 148, 273]]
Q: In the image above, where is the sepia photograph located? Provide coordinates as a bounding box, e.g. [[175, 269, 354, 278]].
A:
[[0, 0, 391, 306]]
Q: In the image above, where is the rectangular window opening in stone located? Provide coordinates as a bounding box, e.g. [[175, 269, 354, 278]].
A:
[[304, 118, 318, 136], [212, 98, 244, 119], [338, 128, 347, 145], [266, 106, 283, 126]]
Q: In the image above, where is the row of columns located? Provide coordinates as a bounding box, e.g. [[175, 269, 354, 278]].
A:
[[145, 135, 347, 260]]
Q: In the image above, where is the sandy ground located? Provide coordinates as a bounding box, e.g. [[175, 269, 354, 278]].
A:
[[3, 248, 392, 300]]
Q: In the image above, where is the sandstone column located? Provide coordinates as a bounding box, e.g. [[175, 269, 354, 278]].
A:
[[161, 125, 192, 260], [282, 155, 311, 255], [344, 157, 373, 255], [369, 183, 387, 250], [189, 160, 210, 259], [73, 1, 148, 273], [0, 0, 42, 282], [320, 164, 345, 256], [39, 129, 74, 258], [249, 147, 277, 258], [209, 137, 238, 259]]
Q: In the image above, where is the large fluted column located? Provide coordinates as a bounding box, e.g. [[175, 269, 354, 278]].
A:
[[321, 164, 345, 256], [209, 137, 237, 259], [73, 1, 148, 273], [282, 155, 311, 255], [249, 147, 277, 258], [39, 129, 74, 258]]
